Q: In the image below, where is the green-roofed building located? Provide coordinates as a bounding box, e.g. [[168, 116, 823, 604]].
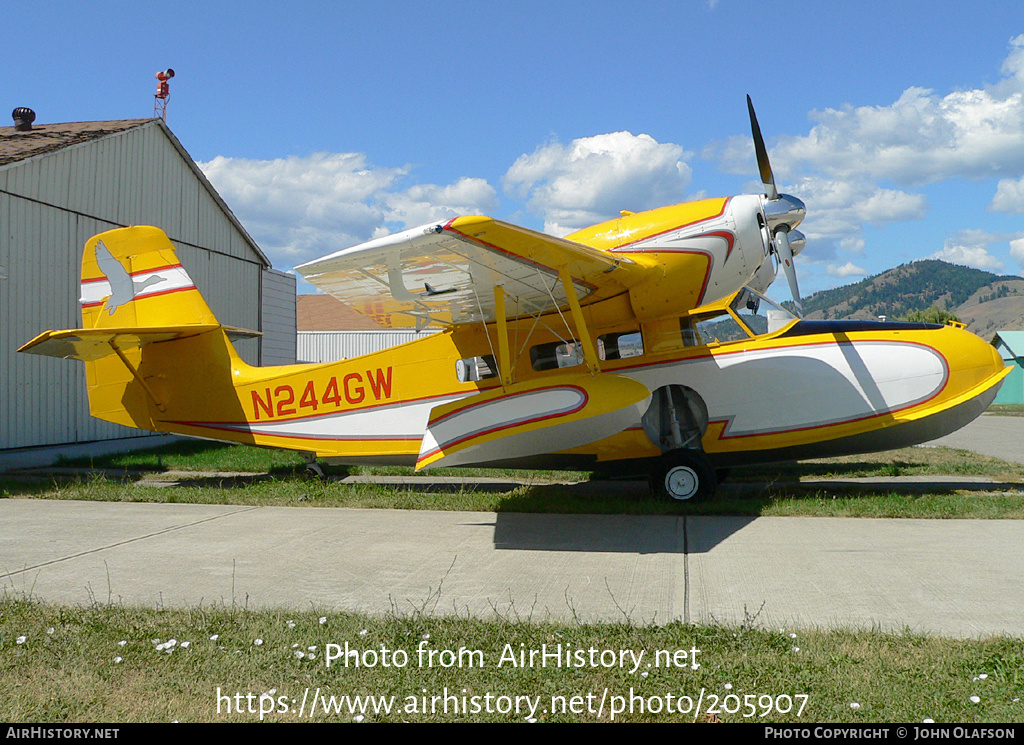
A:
[[991, 331, 1024, 405]]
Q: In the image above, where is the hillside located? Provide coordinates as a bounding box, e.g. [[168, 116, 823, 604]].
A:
[[795, 260, 1024, 337]]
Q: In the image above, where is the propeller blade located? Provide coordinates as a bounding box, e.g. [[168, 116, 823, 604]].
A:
[[774, 228, 803, 317], [747, 95, 778, 200]]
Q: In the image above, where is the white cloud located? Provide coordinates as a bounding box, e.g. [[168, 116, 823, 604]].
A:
[[827, 261, 866, 278], [772, 80, 1024, 186], [928, 230, 1006, 272], [199, 153, 498, 267], [381, 177, 497, 228], [991, 176, 1024, 213], [1010, 237, 1024, 267], [788, 175, 927, 245], [503, 131, 692, 235]]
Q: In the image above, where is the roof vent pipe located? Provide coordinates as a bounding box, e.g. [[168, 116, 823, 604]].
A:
[[12, 108, 36, 131]]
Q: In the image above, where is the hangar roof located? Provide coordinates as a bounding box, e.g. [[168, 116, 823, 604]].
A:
[[992, 331, 1024, 361], [0, 119, 151, 166], [297, 294, 385, 331]]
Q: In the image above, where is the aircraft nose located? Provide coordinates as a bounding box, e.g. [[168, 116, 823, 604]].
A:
[[939, 324, 1007, 396]]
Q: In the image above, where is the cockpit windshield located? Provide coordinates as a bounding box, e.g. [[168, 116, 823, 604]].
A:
[[680, 286, 798, 347], [729, 287, 798, 335]]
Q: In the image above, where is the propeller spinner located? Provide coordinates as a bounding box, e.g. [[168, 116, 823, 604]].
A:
[[747, 95, 807, 316]]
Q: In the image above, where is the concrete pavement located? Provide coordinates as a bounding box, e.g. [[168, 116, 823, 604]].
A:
[[2, 414, 1022, 638], [923, 414, 1024, 465], [3, 498, 1023, 638]]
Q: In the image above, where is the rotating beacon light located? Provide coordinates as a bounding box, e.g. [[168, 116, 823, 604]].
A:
[[153, 69, 175, 120]]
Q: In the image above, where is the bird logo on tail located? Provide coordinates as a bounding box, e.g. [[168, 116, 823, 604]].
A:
[[94, 241, 165, 315]]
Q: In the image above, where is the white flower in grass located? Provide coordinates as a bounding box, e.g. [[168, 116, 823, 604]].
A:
[[294, 650, 305, 659], [979, 673, 988, 680], [358, 629, 368, 636], [319, 617, 328, 625], [287, 620, 296, 629], [46, 628, 55, 635], [422, 633, 430, 640], [118, 640, 127, 647], [180, 641, 190, 648], [307, 652, 316, 660], [353, 715, 364, 723], [209, 634, 219, 641], [640, 671, 648, 678], [254, 638, 264, 646], [114, 656, 123, 664], [16, 636, 27, 644], [308, 646, 317, 651], [724, 683, 733, 690], [850, 702, 861, 710], [970, 695, 980, 703]]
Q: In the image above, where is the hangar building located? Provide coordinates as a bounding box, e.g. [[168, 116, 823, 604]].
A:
[[1, 111, 296, 453], [991, 331, 1024, 405]]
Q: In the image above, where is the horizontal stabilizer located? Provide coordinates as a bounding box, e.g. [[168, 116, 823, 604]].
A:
[[18, 325, 221, 361], [416, 372, 651, 469]]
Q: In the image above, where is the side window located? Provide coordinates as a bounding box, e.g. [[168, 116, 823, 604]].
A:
[[530, 340, 583, 371], [693, 314, 749, 344], [456, 354, 498, 382], [598, 331, 644, 360], [679, 319, 702, 347]]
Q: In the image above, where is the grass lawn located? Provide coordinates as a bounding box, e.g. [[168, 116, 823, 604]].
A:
[[3, 438, 1020, 519], [3, 597, 1023, 723]]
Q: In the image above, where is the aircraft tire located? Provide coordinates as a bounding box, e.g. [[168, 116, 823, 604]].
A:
[[652, 449, 717, 502]]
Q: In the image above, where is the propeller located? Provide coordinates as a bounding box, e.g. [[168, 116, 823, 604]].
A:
[[747, 95, 807, 317]]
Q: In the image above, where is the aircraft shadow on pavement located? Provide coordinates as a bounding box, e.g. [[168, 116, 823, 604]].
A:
[[489, 512, 757, 554]]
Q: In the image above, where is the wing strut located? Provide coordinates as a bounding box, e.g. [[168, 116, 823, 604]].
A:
[[494, 285, 513, 388], [108, 340, 166, 412], [560, 268, 601, 374]]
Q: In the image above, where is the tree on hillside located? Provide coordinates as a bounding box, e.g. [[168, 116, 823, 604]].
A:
[[901, 306, 961, 324]]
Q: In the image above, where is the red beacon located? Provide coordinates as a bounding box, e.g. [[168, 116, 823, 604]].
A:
[[154, 69, 175, 120]]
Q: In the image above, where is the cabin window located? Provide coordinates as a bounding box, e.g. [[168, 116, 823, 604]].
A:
[[530, 340, 583, 371], [456, 355, 498, 382], [679, 319, 702, 347], [598, 331, 644, 360], [692, 313, 748, 344]]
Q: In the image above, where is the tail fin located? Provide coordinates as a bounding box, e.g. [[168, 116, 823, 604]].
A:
[[20, 226, 223, 362], [79, 225, 218, 329], [19, 226, 237, 429]]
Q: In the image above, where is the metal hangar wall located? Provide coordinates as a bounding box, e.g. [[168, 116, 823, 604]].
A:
[[0, 116, 296, 451]]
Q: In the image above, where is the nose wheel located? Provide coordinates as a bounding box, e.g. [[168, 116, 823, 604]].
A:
[[651, 449, 716, 502]]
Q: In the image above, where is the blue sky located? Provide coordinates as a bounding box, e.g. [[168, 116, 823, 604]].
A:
[[8, 1, 1024, 299]]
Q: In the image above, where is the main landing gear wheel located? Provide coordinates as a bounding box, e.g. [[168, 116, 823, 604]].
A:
[[651, 450, 717, 502]]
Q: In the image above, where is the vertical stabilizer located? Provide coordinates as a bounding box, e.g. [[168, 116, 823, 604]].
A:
[[79, 226, 218, 329]]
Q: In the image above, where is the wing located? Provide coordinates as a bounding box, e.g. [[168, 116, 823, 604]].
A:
[[295, 216, 643, 328]]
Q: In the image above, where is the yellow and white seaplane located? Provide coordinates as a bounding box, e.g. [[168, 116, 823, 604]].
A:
[[20, 99, 1009, 500]]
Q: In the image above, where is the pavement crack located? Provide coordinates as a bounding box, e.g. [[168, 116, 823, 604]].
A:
[[1, 506, 259, 578], [682, 514, 689, 625]]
